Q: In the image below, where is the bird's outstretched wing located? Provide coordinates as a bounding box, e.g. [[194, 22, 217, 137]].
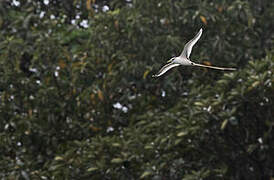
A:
[[152, 63, 180, 77], [180, 28, 203, 59]]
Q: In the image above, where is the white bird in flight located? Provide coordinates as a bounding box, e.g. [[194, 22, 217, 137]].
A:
[[152, 28, 236, 77]]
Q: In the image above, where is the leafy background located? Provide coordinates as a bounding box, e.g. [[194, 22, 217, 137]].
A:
[[0, 0, 273, 179]]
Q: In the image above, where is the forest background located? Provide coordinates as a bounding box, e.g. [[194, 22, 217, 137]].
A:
[[0, 0, 273, 179]]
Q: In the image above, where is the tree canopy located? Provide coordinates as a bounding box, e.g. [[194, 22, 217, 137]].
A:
[[0, 0, 273, 179]]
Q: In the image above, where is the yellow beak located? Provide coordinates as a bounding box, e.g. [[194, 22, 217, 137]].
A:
[[167, 59, 172, 63]]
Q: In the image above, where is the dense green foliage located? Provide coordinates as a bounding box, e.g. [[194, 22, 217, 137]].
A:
[[0, 0, 273, 179]]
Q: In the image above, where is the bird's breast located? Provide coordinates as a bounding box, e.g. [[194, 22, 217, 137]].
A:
[[175, 57, 192, 66]]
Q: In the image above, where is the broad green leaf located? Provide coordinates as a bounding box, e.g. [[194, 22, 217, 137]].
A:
[[111, 158, 123, 164]]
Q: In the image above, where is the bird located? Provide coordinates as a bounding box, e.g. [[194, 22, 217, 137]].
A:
[[152, 28, 236, 77]]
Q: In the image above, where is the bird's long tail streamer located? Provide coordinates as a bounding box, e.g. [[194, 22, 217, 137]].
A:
[[193, 63, 236, 71]]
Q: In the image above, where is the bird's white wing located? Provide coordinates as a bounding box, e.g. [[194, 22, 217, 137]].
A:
[[152, 63, 180, 77], [180, 28, 203, 59]]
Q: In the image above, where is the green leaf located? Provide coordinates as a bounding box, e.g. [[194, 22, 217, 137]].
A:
[[175, 139, 182, 145], [144, 145, 153, 149], [54, 156, 64, 161], [221, 119, 228, 130], [87, 167, 98, 172], [177, 131, 188, 137], [112, 143, 121, 147], [140, 171, 152, 179], [111, 158, 123, 164]]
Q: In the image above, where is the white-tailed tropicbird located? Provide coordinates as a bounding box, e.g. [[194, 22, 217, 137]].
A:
[[152, 28, 236, 77]]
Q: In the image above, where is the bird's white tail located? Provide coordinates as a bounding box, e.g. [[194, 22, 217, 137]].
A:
[[193, 63, 236, 71]]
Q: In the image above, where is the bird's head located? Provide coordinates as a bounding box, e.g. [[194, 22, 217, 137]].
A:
[[167, 57, 176, 63]]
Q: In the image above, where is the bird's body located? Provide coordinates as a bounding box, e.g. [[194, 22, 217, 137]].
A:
[[173, 57, 193, 65], [152, 28, 236, 77]]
